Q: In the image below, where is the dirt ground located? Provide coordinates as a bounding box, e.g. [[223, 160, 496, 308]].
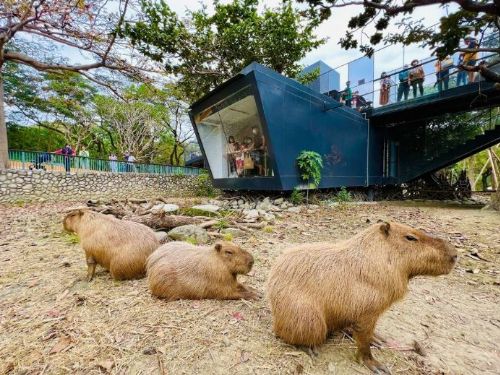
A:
[[0, 199, 499, 375]]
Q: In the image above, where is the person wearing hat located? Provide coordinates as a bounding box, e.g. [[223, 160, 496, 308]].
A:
[[341, 81, 353, 107], [379, 72, 392, 106], [409, 59, 425, 98], [463, 36, 479, 83]]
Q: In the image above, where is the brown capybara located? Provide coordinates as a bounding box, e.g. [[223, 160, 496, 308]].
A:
[[63, 207, 159, 281], [147, 241, 257, 301], [267, 221, 457, 374]]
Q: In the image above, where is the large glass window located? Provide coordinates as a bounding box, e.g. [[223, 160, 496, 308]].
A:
[[194, 85, 273, 179]]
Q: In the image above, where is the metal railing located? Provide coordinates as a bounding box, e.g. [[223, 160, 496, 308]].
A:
[[8, 150, 202, 176]]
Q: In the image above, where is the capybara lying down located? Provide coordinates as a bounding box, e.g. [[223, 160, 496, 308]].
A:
[[267, 222, 457, 374], [64, 207, 159, 281], [147, 241, 257, 301]]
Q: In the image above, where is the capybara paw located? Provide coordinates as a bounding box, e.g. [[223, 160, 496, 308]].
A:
[[363, 358, 391, 374], [307, 346, 319, 357], [241, 290, 260, 300]]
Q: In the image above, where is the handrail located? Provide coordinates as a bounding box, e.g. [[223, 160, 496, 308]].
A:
[[7, 149, 202, 176]]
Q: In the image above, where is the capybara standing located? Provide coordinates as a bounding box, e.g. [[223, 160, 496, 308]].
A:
[[147, 241, 257, 301], [267, 222, 457, 374], [64, 208, 159, 281]]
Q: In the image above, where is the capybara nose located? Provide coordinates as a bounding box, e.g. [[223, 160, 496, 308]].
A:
[[451, 255, 458, 263], [248, 259, 254, 268]]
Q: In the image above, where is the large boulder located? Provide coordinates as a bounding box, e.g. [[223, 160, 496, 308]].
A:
[[168, 225, 210, 244]]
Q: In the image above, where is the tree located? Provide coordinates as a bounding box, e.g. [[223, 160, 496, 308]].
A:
[[296, 150, 324, 203], [298, 0, 500, 83], [124, 0, 325, 100], [0, 0, 146, 169]]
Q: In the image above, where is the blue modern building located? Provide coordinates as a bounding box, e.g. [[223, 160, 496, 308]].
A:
[[189, 62, 500, 191]]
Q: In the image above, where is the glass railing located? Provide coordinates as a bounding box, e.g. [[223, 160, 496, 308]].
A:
[[322, 31, 500, 111], [8, 150, 202, 176], [362, 52, 499, 109]]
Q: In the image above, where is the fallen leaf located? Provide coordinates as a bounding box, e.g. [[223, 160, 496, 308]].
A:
[[232, 312, 244, 321], [49, 336, 72, 354], [239, 350, 250, 363], [143, 347, 157, 355], [46, 309, 61, 318], [96, 360, 114, 372]]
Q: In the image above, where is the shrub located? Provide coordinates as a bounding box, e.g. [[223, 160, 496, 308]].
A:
[[334, 186, 352, 203], [222, 232, 233, 241], [195, 171, 217, 197], [263, 225, 274, 233], [213, 218, 230, 232], [290, 188, 304, 205]]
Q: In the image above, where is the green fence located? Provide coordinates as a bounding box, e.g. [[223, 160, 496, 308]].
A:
[[8, 150, 202, 176]]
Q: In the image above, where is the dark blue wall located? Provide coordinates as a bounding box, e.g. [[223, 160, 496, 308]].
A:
[[250, 64, 369, 190]]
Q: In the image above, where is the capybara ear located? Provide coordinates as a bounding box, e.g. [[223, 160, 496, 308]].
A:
[[214, 242, 223, 252], [380, 222, 390, 236]]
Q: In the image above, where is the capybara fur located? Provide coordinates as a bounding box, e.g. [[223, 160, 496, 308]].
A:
[[267, 222, 457, 374], [64, 208, 159, 281], [147, 241, 257, 301]]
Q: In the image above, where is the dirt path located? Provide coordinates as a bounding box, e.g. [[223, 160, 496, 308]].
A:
[[0, 201, 499, 375]]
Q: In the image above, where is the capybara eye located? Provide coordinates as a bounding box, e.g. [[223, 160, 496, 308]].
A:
[[405, 235, 418, 241], [225, 251, 233, 256]]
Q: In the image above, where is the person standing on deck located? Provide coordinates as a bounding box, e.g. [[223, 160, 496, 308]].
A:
[[342, 81, 353, 107], [397, 65, 410, 102], [410, 59, 425, 98]]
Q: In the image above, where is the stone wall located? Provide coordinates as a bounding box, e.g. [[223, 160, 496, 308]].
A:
[[0, 169, 203, 204]]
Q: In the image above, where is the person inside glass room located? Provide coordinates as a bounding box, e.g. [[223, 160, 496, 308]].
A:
[[225, 126, 267, 178]]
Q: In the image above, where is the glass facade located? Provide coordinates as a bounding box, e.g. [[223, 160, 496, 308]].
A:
[[194, 85, 273, 179]]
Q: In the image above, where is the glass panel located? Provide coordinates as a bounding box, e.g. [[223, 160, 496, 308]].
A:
[[194, 85, 273, 179]]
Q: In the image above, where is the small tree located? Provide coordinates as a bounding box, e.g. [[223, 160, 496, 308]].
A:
[[296, 150, 323, 203]]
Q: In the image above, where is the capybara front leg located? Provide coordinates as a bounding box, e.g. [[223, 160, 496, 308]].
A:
[[86, 255, 97, 282], [236, 283, 260, 300], [353, 323, 391, 374]]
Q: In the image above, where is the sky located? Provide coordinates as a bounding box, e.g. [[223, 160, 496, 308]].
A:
[[167, 0, 458, 88]]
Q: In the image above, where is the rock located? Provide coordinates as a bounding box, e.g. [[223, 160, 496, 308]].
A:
[[154, 231, 169, 243], [222, 228, 246, 238], [257, 197, 273, 211], [192, 204, 220, 213], [168, 225, 209, 244], [162, 204, 179, 213], [308, 204, 320, 209], [287, 207, 302, 213], [262, 212, 276, 223], [274, 197, 284, 205], [150, 203, 165, 214], [243, 209, 260, 220]]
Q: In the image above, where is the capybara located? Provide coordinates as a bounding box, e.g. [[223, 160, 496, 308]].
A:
[[63, 207, 159, 281], [267, 222, 457, 374], [147, 241, 257, 301]]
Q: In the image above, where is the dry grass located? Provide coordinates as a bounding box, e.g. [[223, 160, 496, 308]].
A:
[[0, 201, 499, 375]]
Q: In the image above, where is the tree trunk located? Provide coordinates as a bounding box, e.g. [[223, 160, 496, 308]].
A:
[[121, 213, 204, 230], [0, 74, 9, 169]]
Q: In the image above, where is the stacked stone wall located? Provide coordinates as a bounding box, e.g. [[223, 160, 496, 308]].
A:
[[0, 169, 202, 204]]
